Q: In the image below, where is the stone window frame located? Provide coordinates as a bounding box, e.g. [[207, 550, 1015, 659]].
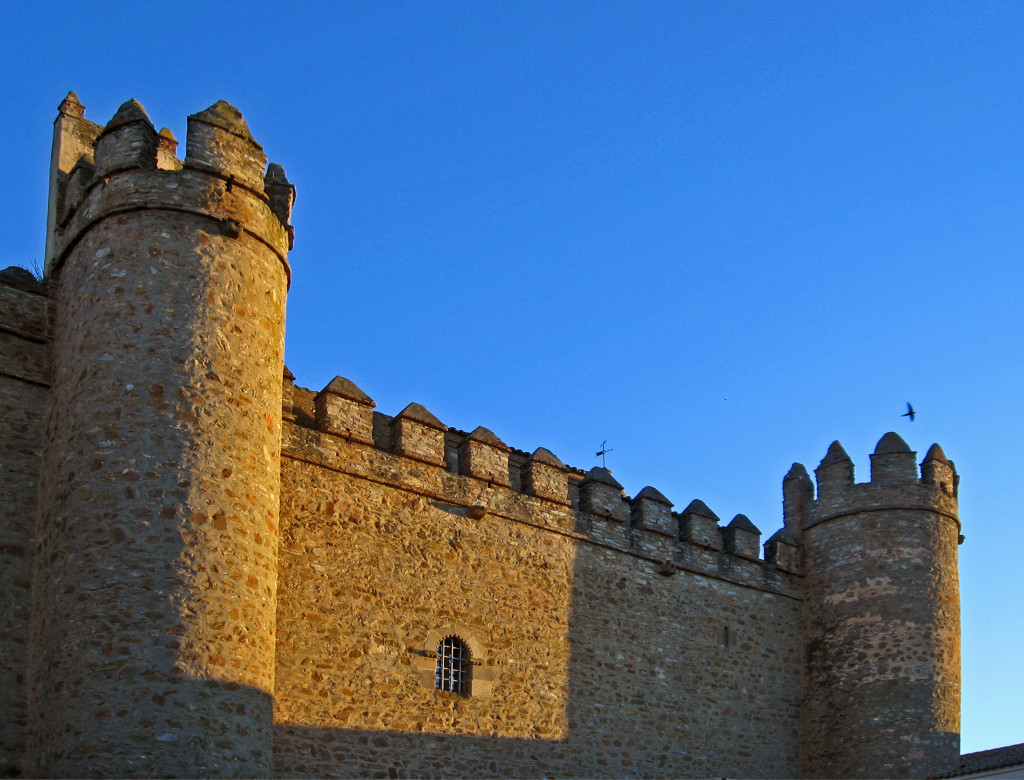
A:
[[436, 635, 470, 694], [415, 625, 495, 699]]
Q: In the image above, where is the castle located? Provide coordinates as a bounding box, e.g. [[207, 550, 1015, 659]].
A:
[[0, 94, 964, 778]]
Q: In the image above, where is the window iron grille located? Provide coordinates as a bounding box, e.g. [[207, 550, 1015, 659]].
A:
[[435, 636, 469, 694]]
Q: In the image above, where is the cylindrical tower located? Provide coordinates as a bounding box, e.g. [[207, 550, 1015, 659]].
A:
[[28, 96, 294, 777], [797, 433, 961, 778]]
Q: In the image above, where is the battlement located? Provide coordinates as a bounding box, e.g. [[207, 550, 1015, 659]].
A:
[[45, 93, 295, 278], [1, 94, 968, 779], [283, 372, 803, 594], [783, 433, 960, 534]]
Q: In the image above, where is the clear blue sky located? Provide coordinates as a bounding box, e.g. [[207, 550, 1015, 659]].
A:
[[2, 0, 1021, 755]]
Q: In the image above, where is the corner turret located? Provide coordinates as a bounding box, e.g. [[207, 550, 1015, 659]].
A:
[[29, 95, 294, 778], [799, 433, 961, 778]]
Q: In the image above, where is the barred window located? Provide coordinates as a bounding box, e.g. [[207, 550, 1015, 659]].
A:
[[435, 636, 470, 694]]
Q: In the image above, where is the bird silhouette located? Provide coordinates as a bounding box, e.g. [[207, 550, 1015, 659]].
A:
[[902, 402, 915, 421]]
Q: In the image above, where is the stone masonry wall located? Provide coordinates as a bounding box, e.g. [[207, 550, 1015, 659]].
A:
[[1, 93, 965, 779], [0, 271, 49, 777], [272, 385, 803, 778], [800, 438, 961, 778], [27, 98, 293, 778]]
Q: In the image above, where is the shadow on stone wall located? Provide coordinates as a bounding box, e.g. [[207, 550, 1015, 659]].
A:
[[271, 538, 803, 779]]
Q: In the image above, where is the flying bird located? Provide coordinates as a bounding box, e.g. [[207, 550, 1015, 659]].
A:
[[902, 402, 915, 422]]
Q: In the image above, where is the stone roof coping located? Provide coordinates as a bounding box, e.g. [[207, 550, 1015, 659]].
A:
[[934, 742, 1024, 778], [924, 442, 949, 463]]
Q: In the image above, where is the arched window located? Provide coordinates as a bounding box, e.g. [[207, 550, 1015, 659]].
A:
[[435, 635, 470, 694]]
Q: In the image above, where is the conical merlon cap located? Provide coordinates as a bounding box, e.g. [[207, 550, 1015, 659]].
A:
[[635, 486, 672, 506], [728, 514, 760, 533], [924, 443, 948, 462], [468, 426, 507, 448], [527, 447, 565, 468], [874, 431, 912, 455], [59, 91, 84, 116], [820, 441, 852, 467], [396, 402, 445, 430], [320, 376, 374, 405], [107, 99, 153, 129], [784, 462, 810, 481], [266, 162, 291, 184], [190, 100, 254, 141], [682, 499, 719, 521], [581, 467, 622, 489]]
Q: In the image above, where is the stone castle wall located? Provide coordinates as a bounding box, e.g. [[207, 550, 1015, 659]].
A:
[[0, 94, 965, 779], [23, 95, 294, 778], [799, 439, 962, 778], [270, 383, 803, 777], [0, 270, 49, 774]]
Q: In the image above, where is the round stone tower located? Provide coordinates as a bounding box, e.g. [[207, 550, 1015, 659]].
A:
[[796, 433, 961, 778], [28, 95, 294, 777]]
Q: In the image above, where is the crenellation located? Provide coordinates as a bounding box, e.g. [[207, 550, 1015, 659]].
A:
[[45, 92, 103, 273], [764, 526, 800, 574], [870, 430, 918, 484], [156, 127, 182, 170], [680, 498, 724, 550], [457, 426, 511, 485], [782, 462, 813, 531], [922, 442, 957, 495], [814, 440, 855, 501], [521, 446, 570, 504], [630, 485, 674, 536], [804, 434, 960, 533], [184, 100, 267, 191], [578, 466, 630, 522], [280, 382, 802, 593], [723, 513, 761, 559], [92, 99, 159, 178], [629, 495, 677, 559], [314, 375, 375, 443], [390, 402, 447, 465], [1, 93, 966, 779], [264, 162, 296, 233]]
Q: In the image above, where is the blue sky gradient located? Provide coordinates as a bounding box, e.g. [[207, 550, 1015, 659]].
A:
[[2, 0, 1022, 755]]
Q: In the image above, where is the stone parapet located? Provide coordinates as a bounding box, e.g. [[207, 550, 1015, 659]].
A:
[[283, 377, 803, 600], [0, 270, 50, 388], [48, 98, 292, 285]]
